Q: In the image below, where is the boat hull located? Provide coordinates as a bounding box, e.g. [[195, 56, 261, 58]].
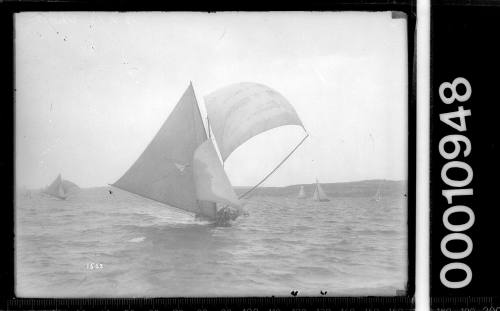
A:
[[315, 199, 330, 202]]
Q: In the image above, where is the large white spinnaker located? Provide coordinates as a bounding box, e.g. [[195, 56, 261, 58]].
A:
[[204, 82, 306, 161], [204, 82, 308, 198]]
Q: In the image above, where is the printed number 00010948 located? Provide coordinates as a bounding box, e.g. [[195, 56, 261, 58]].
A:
[[437, 77, 474, 289]]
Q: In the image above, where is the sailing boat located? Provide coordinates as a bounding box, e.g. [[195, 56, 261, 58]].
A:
[[373, 181, 382, 202], [113, 82, 307, 224], [43, 174, 79, 199], [312, 179, 330, 202], [297, 185, 306, 199]]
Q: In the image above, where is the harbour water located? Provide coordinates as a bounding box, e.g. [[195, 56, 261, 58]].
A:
[[15, 185, 407, 297]]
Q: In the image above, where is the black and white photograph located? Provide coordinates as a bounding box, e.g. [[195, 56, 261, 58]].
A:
[[14, 12, 409, 298]]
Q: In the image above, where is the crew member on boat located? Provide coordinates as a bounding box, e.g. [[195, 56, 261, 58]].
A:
[[215, 204, 241, 226]]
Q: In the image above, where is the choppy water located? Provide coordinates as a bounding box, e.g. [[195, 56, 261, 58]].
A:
[[15, 187, 407, 297]]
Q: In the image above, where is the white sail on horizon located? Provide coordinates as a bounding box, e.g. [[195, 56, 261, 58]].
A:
[[43, 174, 80, 199], [374, 181, 382, 202], [44, 174, 66, 199], [297, 185, 306, 199], [312, 179, 330, 202]]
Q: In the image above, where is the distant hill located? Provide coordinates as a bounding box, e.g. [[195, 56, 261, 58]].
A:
[[234, 179, 407, 198]]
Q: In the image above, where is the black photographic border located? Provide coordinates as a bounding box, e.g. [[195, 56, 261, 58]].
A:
[[430, 0, 500, 308], [0, 1, 416, 310]]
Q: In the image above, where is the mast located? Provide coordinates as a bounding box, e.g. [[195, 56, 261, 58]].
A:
[[207, 117, 211, 138], [316, 179, 320, 199], [312, 179, 318, 201], [191, 81, 210, 142], [374, 180, 382, 201], [191, 82, 219, 217]]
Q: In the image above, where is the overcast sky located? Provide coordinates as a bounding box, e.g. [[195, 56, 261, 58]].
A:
[[15, 12, 408, 189]]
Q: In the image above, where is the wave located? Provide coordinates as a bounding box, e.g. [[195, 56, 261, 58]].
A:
[[16, 190, 407, 297], [128, 237, 145, 243]]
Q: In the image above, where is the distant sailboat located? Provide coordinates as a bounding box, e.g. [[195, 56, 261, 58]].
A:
[[297, 185, 306, 199], [312, 179, 330, 202], [43, 174, 79, 199], [113, 82, 307, 224], [373, 182, 382, 202]]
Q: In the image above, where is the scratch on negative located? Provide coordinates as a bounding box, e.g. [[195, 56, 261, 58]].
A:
[[218, 28, 226, 41]]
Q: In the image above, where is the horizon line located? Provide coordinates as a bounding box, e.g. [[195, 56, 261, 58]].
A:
[[19, 178, 408, 190]]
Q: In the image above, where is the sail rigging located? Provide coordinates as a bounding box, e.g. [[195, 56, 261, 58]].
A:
[[238, 133, 308, 199], [114, 81, 305, 222]]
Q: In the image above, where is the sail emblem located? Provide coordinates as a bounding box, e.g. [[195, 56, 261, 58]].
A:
[[174, 162, 189, 173]]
